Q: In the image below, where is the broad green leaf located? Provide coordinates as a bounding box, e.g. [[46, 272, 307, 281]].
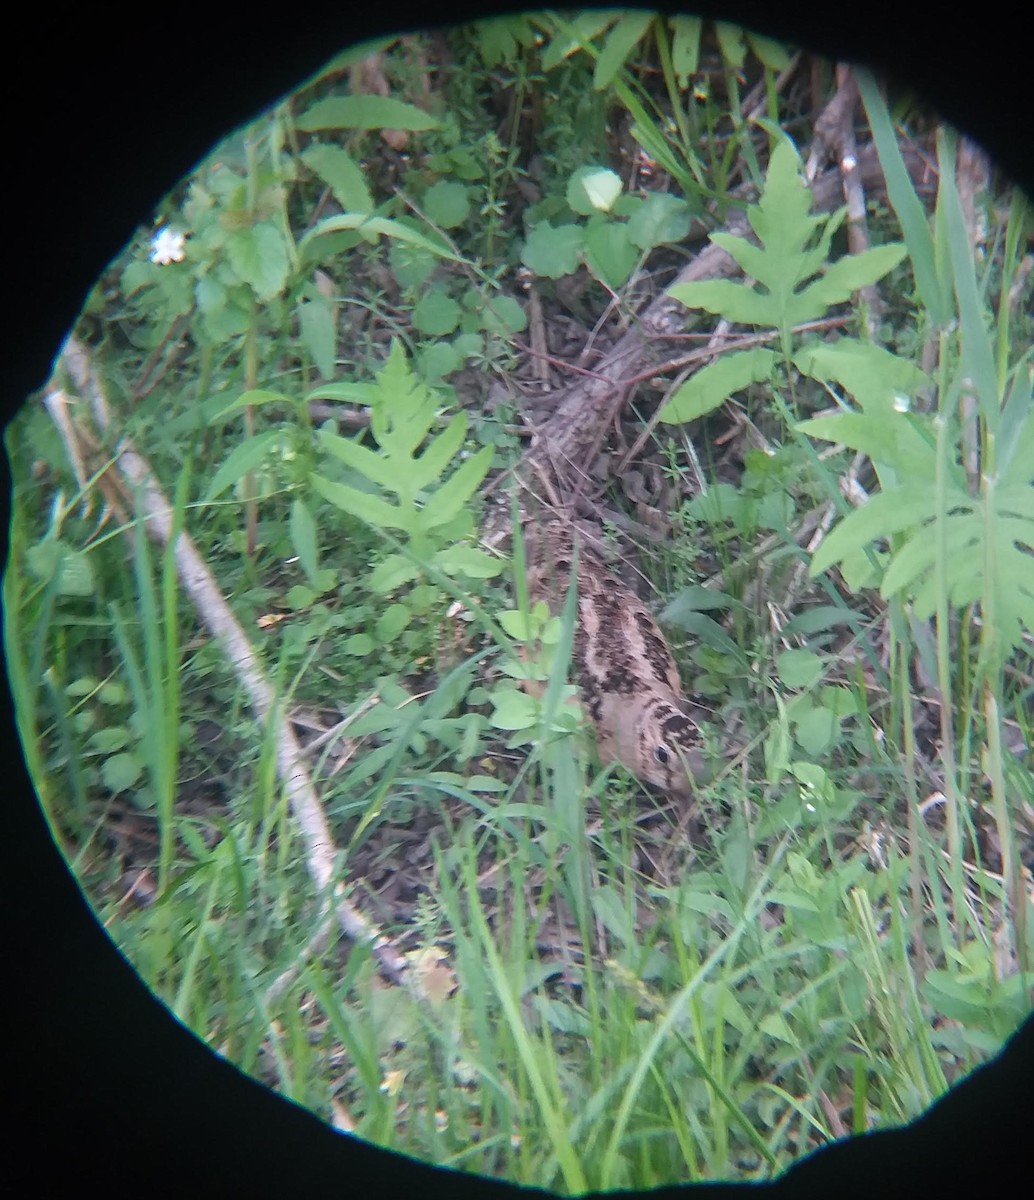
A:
[[658, 348, 778, 423], [296, 95, 439, 133], [593, 11, 653, 89], [101, 753, 144, 794], [809, 488, 939, 575], [747, 33, 791, 71], [777, 649, 826, 690], [521, 221, 584, 277], [479, 293, 527, 335], [669, 14, 701, 85], [225, 222, 289, 301], [568, 166, 623, 214], [205, 431, 282, 500], [376, 603, 411, 643], [714, 21, 746, 68], [585, 219, 638, 289], [413, 287, 461, 336], [627, 192, 691, 250], [300, 143, 372, 213], [423, 180, 470, 228]]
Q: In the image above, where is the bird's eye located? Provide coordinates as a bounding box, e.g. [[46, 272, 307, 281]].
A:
[[654, 745, 670, 765]]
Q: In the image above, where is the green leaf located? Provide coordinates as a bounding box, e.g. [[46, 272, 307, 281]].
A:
[[433, 544, 502, 580], [568, 166, 623, 215], [318, 427, 400, 491], [290, 497, 320, 585], [479, 294, 527, 336], [714, 21, 746, 68], [669, 15, 702, 85], [205, 431, 282, 500], [299, 214, 461, 263], [407, 415, 467, 492], [489, 687, 540, 732], [311, 473, 409, 532], [627, 192, 691, 250], [658, 348, 778, 423], [856, 70, 950, 327], [375, 603, 411, 643], [747, 33, 791, 71], [521, 221, 584, 278], [423, 179, 470, 228], [413, 287, 461, 336], [777, 649, 826, 690], [369, 554, 421, 594], [799, 243, 907, 309], [300, 143, 372, 214], [101, 752, 144, 794], [225, 222, 289, 301], [296, 95, 439, 133], [593, 10, 653, 89], [584, 219, 638, 289], [420, 445, 494, 529], [298, 293, 336, 378]]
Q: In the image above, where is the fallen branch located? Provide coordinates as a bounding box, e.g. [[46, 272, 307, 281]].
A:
[[52, 337, 417, 993]]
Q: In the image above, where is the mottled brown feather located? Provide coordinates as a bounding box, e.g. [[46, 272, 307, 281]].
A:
[[523, 519, 705, 796]]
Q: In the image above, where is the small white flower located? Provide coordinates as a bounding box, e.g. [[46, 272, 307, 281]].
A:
[[150, 226, 186, 265]]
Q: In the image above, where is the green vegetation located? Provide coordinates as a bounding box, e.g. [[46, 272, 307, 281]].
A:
[[5, 12, 1031, 1191]]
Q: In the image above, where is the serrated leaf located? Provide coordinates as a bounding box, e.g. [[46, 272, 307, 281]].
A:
[[668, 277, 784, 326], [423, 179, 470, 228], [205, 431, 282, 500], [406, 416, 467, 492], [433, 544, 502, 580], [799, 243, 907, 309], [627, 192, 690, 250], [479, 293, 527, 336], [311, 472, 409, 532], [296, 95, 439, 133], [317, 427, 399, 490], [809, 488, 937, 575], [300, 143, 372, 214], [225, 222, 289, 301], [413, 287, 461, 336], [658, 348, 778, 423], [420, 445, 494, 529], [521, 221, 584, 278]]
